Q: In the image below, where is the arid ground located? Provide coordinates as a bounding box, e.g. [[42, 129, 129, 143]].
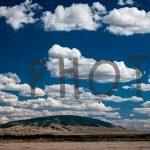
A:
[[0, 142, 149, 150]]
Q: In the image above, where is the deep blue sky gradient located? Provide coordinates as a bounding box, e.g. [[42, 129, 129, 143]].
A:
[[0, 0, 150, 121]]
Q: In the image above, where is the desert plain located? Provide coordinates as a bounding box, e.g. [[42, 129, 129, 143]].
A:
[[0, 141, 150, 150]]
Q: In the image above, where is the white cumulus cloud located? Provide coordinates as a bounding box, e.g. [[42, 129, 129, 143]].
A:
[[0, 0, 41, 30], [111, 119, 150, 131], [117, 0, 134, 6], [0, 73, 45, 97], [103, 7, 150, 35], [141, 101, 150, 107], [0, 85, 121, 123], [132, 100, 150, 117], [42, 2, 106, 31], [99, 95, 143, 103], [47, 44, 141, 83], [0, 73, 20, 84], [133, 108, 150, 116], [122, 83, 150, 91], [0, 91, 18, 103], [0, 82, 145, 126]]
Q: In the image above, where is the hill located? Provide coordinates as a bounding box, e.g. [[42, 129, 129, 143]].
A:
[[0, 115, 136, 135]]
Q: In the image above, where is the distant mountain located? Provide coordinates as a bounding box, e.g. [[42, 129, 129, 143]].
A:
[[0, 115, 138, 136]]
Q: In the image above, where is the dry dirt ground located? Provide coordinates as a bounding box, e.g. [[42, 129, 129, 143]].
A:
[[0, 142, 149, 150]]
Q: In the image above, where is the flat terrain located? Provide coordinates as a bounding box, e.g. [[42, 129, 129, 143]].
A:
[[0, 142, 150, 150]]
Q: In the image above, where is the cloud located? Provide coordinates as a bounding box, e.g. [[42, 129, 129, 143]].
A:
[[117, 0, 134, 6], [0, 91, 18, 103], [148, 75, 150, 83], [0, 106, 52, 122], [0, 72, 126, 123], [110, 119, 150, 131], [99, 95, 143, 103], [0, 105, 120, 124], [0, 97, 120, 123], [47, 44, 141, 83], [44, 84, 143, 103], [0, 0, 41, 30], [0, 116, 9, 124], [44, 84, 117, 112], [1, 0, 150, 37], [122, 85, 130, 90], [25, 97, 115, 112], [0, 73, 45, 97], [1, 83, 45, 97], [44, 84, 85, 98], [42, 2, 106, 31], [122, 83, 150, 91], [49, 44, 81, 58], [0, 82, 144, 127], [103, 7, 150, 35], [0, 83, 122, 123], [141, 101, 150, 107], [132, 100, 150, 117], [0, 73, 20, 84], [133, 108, 150, 116], [129, 114, 135, 117]]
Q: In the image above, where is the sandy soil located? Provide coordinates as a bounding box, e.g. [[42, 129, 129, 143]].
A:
[[0, 141, 149, 150]]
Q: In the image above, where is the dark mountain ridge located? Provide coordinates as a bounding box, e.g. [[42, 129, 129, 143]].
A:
[[0, 115, 146, 137], [0, 115, 117, 128]]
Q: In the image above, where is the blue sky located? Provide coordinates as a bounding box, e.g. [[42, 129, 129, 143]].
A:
[[0, 0, 150, 131]]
